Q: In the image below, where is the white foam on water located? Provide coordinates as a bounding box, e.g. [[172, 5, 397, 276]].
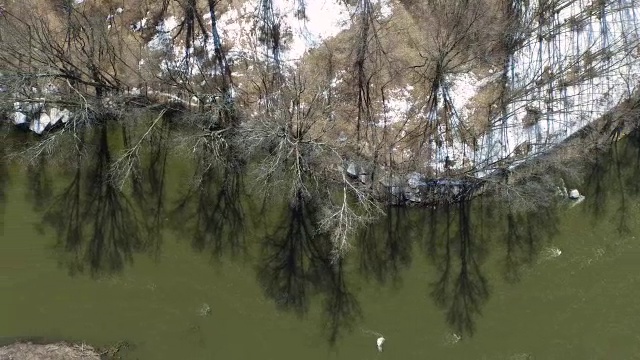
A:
[[541, 246, 563, 261]]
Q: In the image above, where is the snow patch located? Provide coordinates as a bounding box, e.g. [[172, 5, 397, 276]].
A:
[[379, 0, 393, 18], [149, 0, 354, 74], [275, 0, 352, 61], [381, 86, 414, 126], [417, 0, 640, 175], [148, 16, 177, 52]]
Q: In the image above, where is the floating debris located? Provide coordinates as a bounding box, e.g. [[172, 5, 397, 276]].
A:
[[508, 353, 533, 360], [443, 332, 462, 345], [198, 303, 211, 317], [542, 246, 562, 261]]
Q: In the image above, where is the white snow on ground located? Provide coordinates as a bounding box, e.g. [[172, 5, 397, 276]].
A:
[[273, 0, 351, 61], [379, 0, 393, 18], [132, 17, 147, 31], [449, 73, 479, 115], [147, 0, 352, 74], [33, 108, 72, 134], [217, 0, 352, 62], [148, 16, 177, 52], [331, 70, 346, 88], [38, 0, 637, 171], [419, 0, 640, 175], [449, 72, 501, 121], [381, 86, 414, 126]]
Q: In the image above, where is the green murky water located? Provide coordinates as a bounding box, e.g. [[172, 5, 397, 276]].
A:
[[1, 123, 640, 359]]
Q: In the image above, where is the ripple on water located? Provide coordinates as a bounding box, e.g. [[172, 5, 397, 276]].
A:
[[577, 235, 635, 270]]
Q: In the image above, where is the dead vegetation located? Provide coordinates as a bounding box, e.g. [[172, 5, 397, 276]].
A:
[[0, 342, 100, 360]]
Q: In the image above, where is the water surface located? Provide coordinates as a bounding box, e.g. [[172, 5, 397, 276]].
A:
[[1, 125, 639, 359]]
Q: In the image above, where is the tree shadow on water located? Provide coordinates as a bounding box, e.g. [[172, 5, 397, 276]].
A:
[[584, 130, 640, 235], [322, 258, 362, 346], [127, 120, 170, 259], [257, 191, 330, 316], [608, 130, 640, 234], [623, 129, 640, 197], [169, 141, 246, 260], [584, 144, 614, 220], [33, 124, 145, 276], [0, 134, 10, 233], [423, 199, 489, 337], [356, 205, 413, 287], [256, 191, 361, 346], [26, 156, 54, 213], [499, 200, 559, 284]]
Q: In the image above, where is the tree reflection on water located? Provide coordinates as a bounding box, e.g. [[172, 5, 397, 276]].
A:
[[423, 199, 489, 337], [29, 124, 146, 276], [257, 191, 361, 345], [170, 144, 246, 260], [322, 257, 362, 345], [128, 118, 170, 259], [584, 129, 640, 235], [419, 186, 563, 337], [15, 119, 640, 345], [0, 128, 8, 233], [356, 206, 413, 287], [500, 200, 559, 284]]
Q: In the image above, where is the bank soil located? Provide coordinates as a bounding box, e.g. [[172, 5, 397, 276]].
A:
[[0, 342, 100, 360]]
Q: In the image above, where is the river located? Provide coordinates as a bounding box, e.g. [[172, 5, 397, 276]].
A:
[[1, 123, 639, 359]]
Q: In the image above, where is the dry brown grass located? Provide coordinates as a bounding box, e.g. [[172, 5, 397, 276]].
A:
[[288, 0, 511, 170], [0, 342, 100, 360], [2, 0, 514, 171]]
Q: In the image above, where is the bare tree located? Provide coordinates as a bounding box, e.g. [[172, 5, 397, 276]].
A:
[[239, 66, 382, 260]]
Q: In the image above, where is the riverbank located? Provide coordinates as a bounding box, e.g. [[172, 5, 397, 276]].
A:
[[0, 342, 100, 360], [3, 89, 636, 211]]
